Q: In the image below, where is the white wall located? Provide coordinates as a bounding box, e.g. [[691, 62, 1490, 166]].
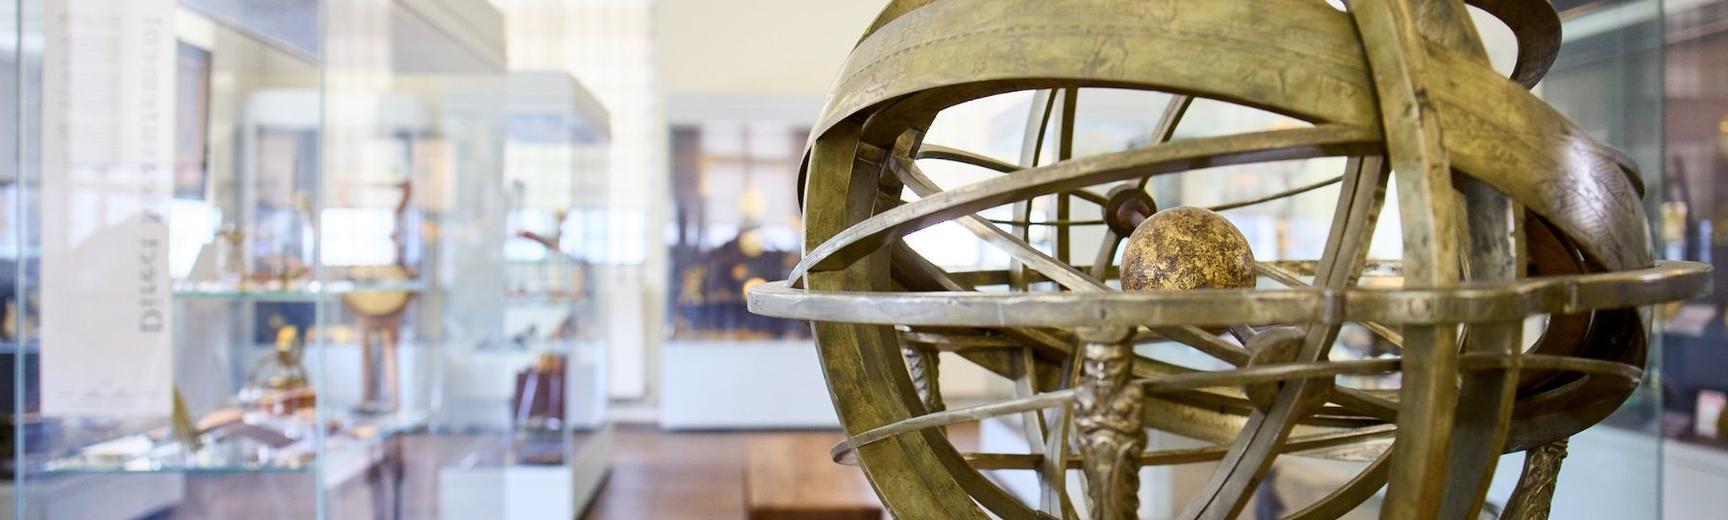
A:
[[652, 0, 1026, 413], [656, 0, 887, 98], [494, 0, 665, 400]]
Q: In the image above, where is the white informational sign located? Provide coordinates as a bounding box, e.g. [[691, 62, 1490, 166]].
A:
[[40, 0, 177, 417]]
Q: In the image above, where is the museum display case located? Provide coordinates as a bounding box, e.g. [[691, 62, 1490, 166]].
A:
[[1647, 0, 1728, 516], [1, 1, 613, 518], [658, 118, 834, 429], [659, 115, 842, 430], [667, 121, 808, 343]]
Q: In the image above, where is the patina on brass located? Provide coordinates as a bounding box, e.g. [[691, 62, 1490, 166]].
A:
[[749, 1, 1711, 519], [1121, 207, 1256, 293], [1243, 327, 1333, 416]]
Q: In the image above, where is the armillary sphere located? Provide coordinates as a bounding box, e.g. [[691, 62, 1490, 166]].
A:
[[747, 0, 1712, 518]]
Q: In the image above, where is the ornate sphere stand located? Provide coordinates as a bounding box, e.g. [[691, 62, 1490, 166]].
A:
[[748, 0, 1712, 519]]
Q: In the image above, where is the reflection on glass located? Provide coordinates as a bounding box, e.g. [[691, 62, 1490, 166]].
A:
[[7, 2, 613, 518], [668, 122, 808, 341], [1658, 0, 1728, 460]]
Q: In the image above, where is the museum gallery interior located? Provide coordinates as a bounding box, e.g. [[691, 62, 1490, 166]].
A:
[[5, 0, 1728, 519]]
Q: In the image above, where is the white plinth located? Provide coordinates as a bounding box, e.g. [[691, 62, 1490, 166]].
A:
[[437, 425, 613, 520], [660, 341, 839, 430], [1, 474, 183, 520]]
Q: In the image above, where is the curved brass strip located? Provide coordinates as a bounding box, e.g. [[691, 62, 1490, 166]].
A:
[[1436, 57, 1650, 271], [835, 359, 1403, 464], [986, 219, 1107, 227], [898, 330, 1023, 351], [1466, 0, 1562, 88], [915, 144, 1019, 173], [1461, 353, 1643, 384], [1208, 175, 1344, 212], [1345, 1, 1481, 515], [1259, 259, 1404, 278], [858, 0, 937, 44], [751, 261, 1712, 328], [914, 144, 1112, 206], [793, 125, 1380, 277], [891, 156, 1107, 292], [1256, 261, 1405, 347], [832, 389, 1078, 464], [954, 425, 1397, 471], [831, 353, 1639, 467], [1137, 95, 1196, 189], [1283, 449, 1393, 520], [805, 119, 992, 518], [852, 0, 1555, 126], [815, 0, 1379, 141]]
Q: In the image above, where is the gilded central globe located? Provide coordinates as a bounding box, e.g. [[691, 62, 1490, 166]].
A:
[[748, 1, 1710, 519], [1121, 207, 1256, 293]]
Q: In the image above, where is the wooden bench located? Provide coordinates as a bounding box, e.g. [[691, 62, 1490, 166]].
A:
[[744, 433, 884, 520]]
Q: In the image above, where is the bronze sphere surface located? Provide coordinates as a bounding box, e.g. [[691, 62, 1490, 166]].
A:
[[1120, 207, 1256, 293]]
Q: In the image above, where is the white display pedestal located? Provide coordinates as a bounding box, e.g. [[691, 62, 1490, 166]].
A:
[[437, 426, 613, 520], [1484, 424, 1664, 520], [0, 474, 182, 520], [660, 341, 839, 430], [1664, 436, 1728, 519]]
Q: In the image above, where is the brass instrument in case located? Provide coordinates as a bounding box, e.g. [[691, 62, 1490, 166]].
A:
[[344, 265, 413, 414], [241, 325, 315, 417], [748, 0, 1713, 518]]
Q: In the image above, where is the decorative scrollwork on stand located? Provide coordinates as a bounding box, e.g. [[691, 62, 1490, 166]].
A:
[[903, 344, 945, 413], [1503, 440, 1569, 520]]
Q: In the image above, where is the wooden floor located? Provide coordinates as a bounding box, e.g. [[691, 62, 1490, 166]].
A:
[[581, 425, 756, 519], [582, 424, 975, 520], [47, 424, 947, 519]]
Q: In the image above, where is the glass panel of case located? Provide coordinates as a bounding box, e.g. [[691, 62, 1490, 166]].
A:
[[3, 1, 612, 518], [6, 1, 332, 518]]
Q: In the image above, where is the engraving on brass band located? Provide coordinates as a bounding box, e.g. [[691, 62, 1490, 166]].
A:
[[754, 0, 1711, 518]]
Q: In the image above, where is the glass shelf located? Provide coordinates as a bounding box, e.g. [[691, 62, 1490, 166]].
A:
[[172, 280, 431, 300], [36, 410, 428, 475], [503, 293, 595, 306], [3, 1, 614, 517]]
